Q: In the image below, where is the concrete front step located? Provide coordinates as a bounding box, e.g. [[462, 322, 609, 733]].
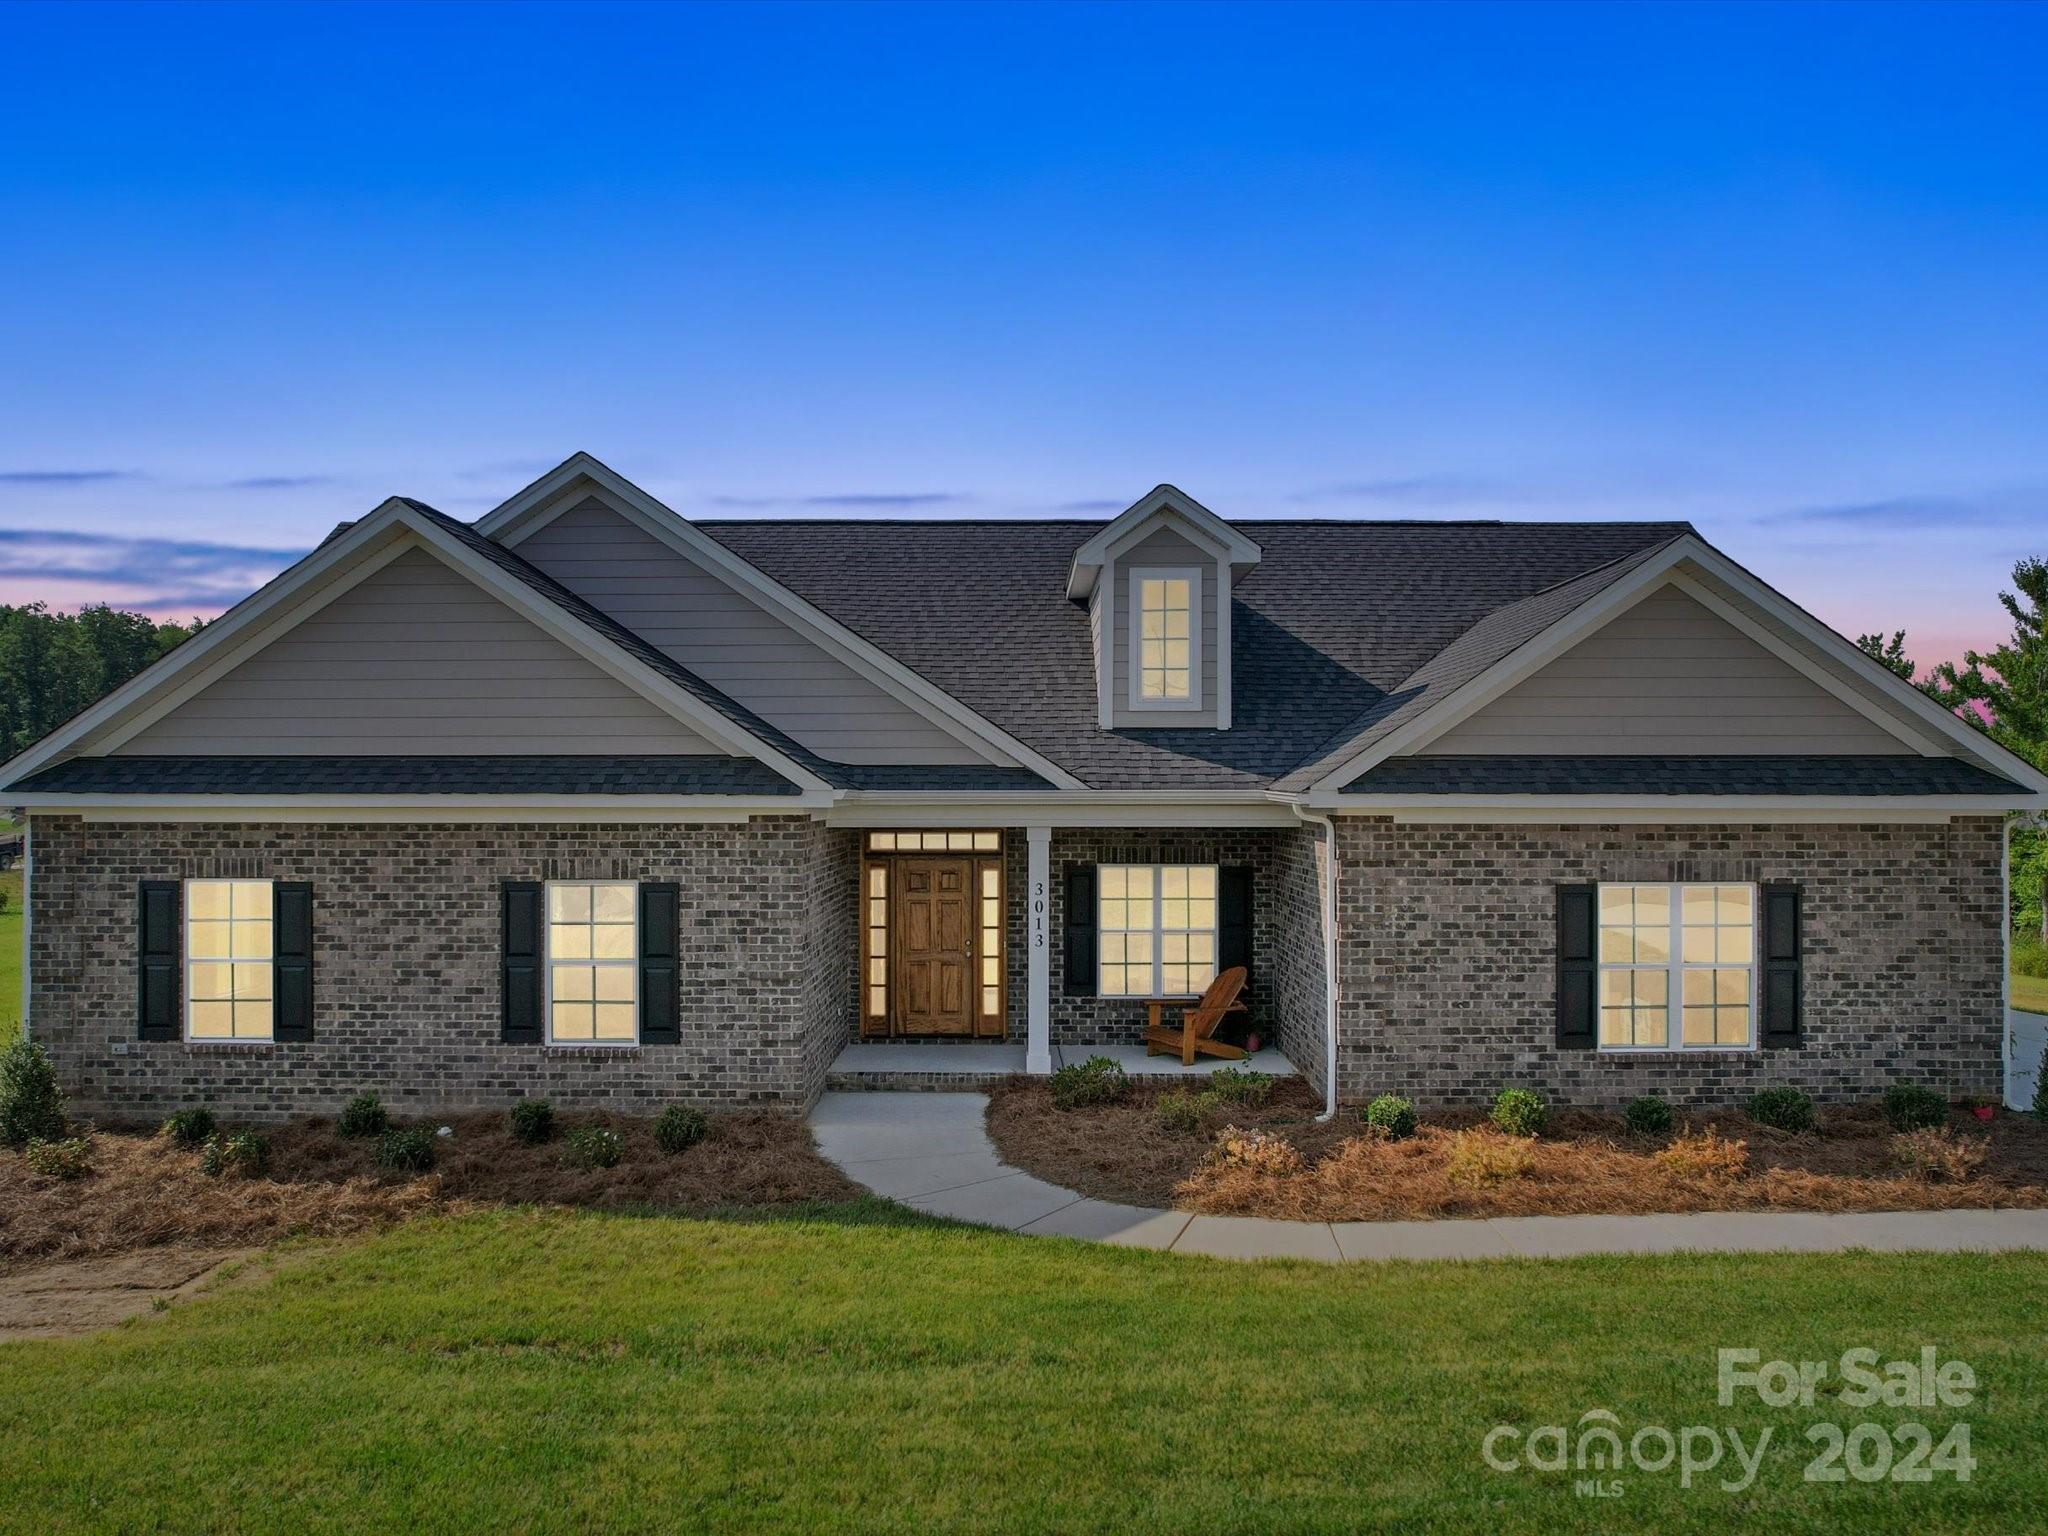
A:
[[825, 1039, 1298, 1091]]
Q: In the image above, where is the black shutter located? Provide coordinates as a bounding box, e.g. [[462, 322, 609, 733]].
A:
[[273, 882, 314, 1042], [1063, 864, 1097, 996], [1555, 884, 1596, 1050], [501, 881, 543, 1044], [639, 881, 680, 1045], [1218, 865, 1253, 986], [138, 880, 179, 1041], [1761, 882, 1803, 1049]]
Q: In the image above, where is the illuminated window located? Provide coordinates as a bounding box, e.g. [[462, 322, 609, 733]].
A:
[[547, 882, 637, 1043], [186, 880, 273, 1040], [1099, 864, 1217, 997], [979, 864, 1002, 1020], [1598, 883, 1754, 1051], [1130, 569, 1199, 706], [866, 831, 999, 852], [865, 863, 889, 1020]]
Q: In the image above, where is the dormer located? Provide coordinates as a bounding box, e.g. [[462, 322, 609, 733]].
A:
[[1067, 485, 1262, 731]]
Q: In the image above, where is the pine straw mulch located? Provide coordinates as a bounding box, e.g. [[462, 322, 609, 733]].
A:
[[0, 1108, 861, 1272], [985, 1076, 2048, 1222]]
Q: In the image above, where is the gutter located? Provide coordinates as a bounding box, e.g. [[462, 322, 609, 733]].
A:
[[1290, 802, 1340, 1123]]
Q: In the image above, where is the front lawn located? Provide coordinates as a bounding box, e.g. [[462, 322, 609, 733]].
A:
[[2013, 969, 2048, 1018], [0, 1210, 2043, 1532]]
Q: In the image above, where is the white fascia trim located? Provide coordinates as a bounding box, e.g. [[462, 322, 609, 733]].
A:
[[0, 498, 835, 799], [1311, 794, 2040, 822], [1669, 542, 2048, 794], [38, 794, 829, 824], [479, 454, 1085, 790], [824, 789, 1296, 829], [1305, 534, 2048, 797], [1216, 553, 1232, 730], [1066, 484, 1262, 601], [0, 505, 424, 788]]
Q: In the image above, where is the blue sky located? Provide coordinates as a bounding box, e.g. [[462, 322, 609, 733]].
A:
[[1, 1, 2043, 668]]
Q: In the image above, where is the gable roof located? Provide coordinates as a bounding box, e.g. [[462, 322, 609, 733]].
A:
[[703, 518, 1695, 790], [1065, 484, 1264, 601], [475, 453, 1084, 789]]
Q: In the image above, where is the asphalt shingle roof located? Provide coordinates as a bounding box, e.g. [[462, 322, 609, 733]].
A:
[[702, 518, 1694, 790], [15, 756, 802, 796], [1340, 756, 2025, 797]]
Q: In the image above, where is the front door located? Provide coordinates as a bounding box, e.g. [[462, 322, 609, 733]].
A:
[[893, 857, 975, 1035]]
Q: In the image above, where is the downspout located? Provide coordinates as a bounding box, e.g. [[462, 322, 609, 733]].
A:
[[1291, 803, 1340, 1123], [17, 816, 28, 1044]]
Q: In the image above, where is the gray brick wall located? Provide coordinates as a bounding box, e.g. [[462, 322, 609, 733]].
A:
[[1331, 816, 2006, 1109], [27, 814, 854, 1121]]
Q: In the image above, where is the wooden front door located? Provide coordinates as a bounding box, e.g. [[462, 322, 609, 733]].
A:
[[893, 857, 975, 1035]]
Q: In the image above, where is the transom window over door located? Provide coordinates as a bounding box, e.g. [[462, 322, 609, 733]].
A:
[[547, 882, 637, 1043], [1130, 568, 1200, 706], [1598, 883, 1755, 1051], [1099, 864, 1217, 997], [187, 879, 273, 1040]]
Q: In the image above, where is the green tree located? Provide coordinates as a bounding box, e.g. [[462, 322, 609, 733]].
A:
[[0, 604, 204, 760], [1925, 558, 2048, 776], [1855, 630, 1917, 682]]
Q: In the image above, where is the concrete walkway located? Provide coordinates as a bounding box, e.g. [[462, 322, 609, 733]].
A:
[[809, 1090, 2048, 1264]]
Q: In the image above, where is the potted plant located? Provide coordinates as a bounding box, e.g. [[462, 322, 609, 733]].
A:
[[1964, 1095, 1998, 1123]]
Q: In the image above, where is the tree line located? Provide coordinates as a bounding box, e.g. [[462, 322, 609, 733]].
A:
[[0, 604, 204, 763]]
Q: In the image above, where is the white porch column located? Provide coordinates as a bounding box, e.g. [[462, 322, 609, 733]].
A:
[[1026, 825, 1052, 1074]]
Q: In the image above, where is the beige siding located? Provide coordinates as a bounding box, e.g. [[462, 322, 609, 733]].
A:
[[1423, 587, 1910, 755], [1109, 526, 1222, 729], [517, 498, 987, 764], [117, 546, 717, 755]]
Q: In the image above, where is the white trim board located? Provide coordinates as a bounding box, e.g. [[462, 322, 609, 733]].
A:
[[1305, 535, 2048, 799], [1125, 564, 1204, 712], [0, 499, 836, 797], [1066, 483, 1262, 601], [476, 454, 1083, 790]]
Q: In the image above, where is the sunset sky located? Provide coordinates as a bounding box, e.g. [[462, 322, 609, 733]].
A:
[[2, 2, 2043, 674]]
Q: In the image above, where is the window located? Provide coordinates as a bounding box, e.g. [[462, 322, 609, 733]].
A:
[[1129, 568, 1199, 706], [1597, 883, 1755, 1051], [186, 880, 274, 1040], [1099, 864, 1217, 997], [547, 882, 637, 1043]]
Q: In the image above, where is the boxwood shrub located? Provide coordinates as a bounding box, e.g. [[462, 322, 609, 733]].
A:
[[1622, 1096, 1674, 1136], [1882, 1082, 1950, 1133], [508, 1097, 555, 1146], [654, 1105, 708, 1154], [1746, 1085, 1816, 1134], [1050, 1055, 1131, 1111], [338, 1092, 390, 1139], [159, 1106, 218, 1148], [376, 1126, 435, 1173], [1362, 1094, 1417, 1140], [1490, 1087, 1548, 1138]]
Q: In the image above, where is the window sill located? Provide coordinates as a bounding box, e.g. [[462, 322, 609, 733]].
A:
[[1593, 1047, 1757, 1056], [181, 1039, 277, 1050], [542, 1043, 643, 1058]]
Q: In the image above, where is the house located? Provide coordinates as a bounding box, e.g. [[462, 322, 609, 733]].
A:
[[4, 453, 2042, 1122]]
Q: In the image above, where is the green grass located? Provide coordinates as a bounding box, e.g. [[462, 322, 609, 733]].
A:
[[2013, 968, 2048, 1019], [0, 865, 19, 1047], [2, 1209, 2045, 1533]]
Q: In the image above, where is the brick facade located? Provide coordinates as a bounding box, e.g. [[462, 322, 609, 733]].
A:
[[27, 814, 858, 1122], [1330, 816, 2006, 1109], [24, 810, 2003, 1122]]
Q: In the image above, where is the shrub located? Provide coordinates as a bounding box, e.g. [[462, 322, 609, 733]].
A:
[[1746, 1085, 1816, 1134], [2013, 930, 2048, 980], [508, 1097, 555, 1146], [1622, 1096, 1674, 1137], [1446, 1130, 1535, 1186], [159, 1106, 217, 1148], [1882, 1082, 1951, 1133], [1208, 1125, 1304, 1176], [1490, 1087, 1548, 1138], [0, 1038, 66, 1148], [376, 1126, 435, 1173], [1205, 1067, 1275, 1108], [201, 1130, 270, 1179], [338, 1092, 389, 1139], [1155, 1089, 1209, 1136], [2036, 1068, 2048, 1121], [1655, 1128, 1749, 1185], [1362, 1094, 1417, 1140], [1049, 1055, 1131, 1111], [654, 1105, 708, 1154], [1890, 1126, 1988, 1184], [25, 1134, 92, 1180], [563, 1126, 625, 1170]]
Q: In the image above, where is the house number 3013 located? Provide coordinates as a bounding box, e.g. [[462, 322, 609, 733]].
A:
[[1032, 881, 1047, 947]]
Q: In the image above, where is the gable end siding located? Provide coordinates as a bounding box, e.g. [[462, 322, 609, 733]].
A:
[[1421, 588, 1909, 756], [117, 545, 717, 756], [515, 497, 987, 765]]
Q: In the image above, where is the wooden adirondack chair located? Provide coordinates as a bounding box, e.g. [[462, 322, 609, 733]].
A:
[[1142, 966, 1251, 1066]]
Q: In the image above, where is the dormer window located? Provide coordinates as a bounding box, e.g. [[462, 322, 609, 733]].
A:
[[1131, 568, 1201, 708]]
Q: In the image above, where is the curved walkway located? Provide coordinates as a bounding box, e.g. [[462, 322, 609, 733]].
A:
[[810, 1091, 2048, 1263]]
